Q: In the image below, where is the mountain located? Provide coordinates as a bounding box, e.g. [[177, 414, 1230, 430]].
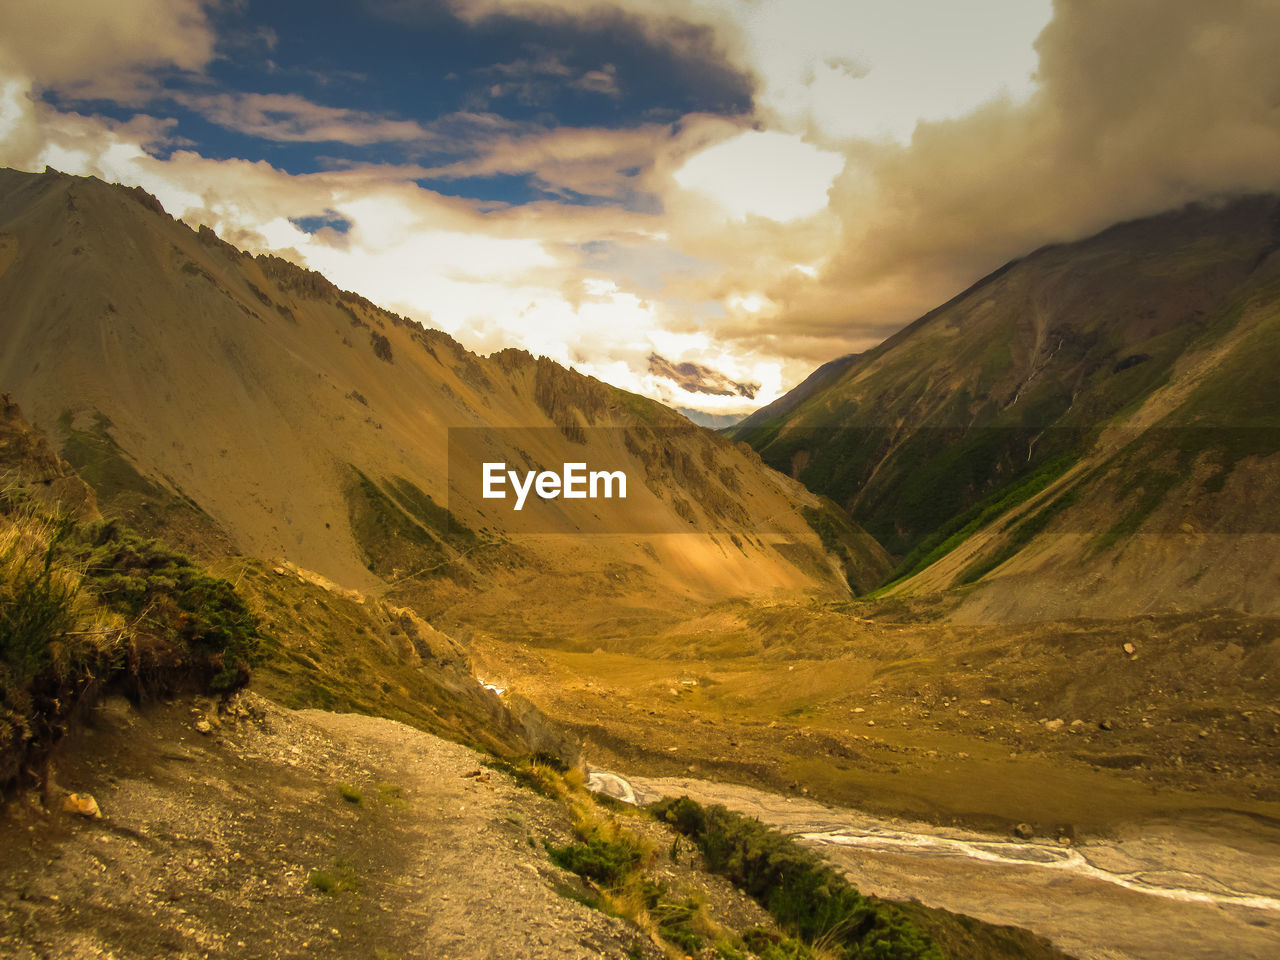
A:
[[731, 196, 1280, 619], [648, 353, 759, 399], [675, 406, 745, 429], [0, 168, 890, 638]]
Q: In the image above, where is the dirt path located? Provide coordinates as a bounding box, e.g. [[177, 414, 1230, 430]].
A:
[[0, 694, 652, 960]]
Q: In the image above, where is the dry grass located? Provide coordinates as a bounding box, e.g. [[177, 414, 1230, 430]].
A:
[[0, 508, 126, 684]]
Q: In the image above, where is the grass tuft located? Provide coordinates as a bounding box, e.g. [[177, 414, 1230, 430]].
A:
[[337, 783, 363, 804]]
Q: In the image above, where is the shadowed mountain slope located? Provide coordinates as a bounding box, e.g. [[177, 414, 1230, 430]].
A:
[[732, 197, 1280, 619]]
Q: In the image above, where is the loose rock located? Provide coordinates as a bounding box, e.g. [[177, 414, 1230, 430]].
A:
[[62, 793, 102, 819]]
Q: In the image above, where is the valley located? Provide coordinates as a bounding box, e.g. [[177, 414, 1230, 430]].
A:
[[2, 167, 1278, 960]]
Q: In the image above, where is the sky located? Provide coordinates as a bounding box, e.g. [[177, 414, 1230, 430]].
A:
[[2, 1, 1280, 415]]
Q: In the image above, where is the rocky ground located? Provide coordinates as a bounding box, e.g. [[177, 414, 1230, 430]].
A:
[[0, 692, 767, 960]]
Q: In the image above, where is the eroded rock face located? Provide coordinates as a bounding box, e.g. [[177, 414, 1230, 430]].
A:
[[0, 394, 98, 521]]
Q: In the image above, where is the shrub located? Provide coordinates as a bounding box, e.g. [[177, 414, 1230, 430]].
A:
[[67, 520, 262, 692], [370, 331, 393, 363], [309, 861, 360, 894], [545, 833, 644, 888], [0, 505, 265, 792]]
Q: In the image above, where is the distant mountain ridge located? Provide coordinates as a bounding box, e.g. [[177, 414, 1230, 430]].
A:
[[675, 406, 744, 429], [648, 353, 760, 399], [732, 195, 1280, 619]]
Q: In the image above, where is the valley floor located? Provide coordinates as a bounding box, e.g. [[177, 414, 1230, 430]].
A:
[[462, 604, 1280, 833]]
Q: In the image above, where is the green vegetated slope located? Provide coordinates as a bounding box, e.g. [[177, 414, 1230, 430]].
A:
[[732, 197, 1280, 618], [0, 167, 888, 638]]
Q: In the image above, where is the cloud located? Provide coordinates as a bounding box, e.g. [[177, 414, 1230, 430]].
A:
[[570, 64, 620, 98], [0, 0, 214, 103], [671, 129, 845, 222], [173, 91, 432, 145], [466, 54, 621, 108], [751, 0, 1280, 356], [420, 120, 675, 201]]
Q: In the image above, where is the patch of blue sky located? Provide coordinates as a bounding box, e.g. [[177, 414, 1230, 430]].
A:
[[289, 212, 353, 235]]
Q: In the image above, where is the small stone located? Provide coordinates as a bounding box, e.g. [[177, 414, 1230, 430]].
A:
[[1045, 718, 1065, 732], [195, 720, 212, 735], [1123, 642, 1136, 655], [853, 707, 865, 714], [63, 793, 102, 819], [1057, 836, 1073, 846], [273, 566, 286, 576], [866, 720, 875, 727], [980, 699, 992, 706], [1099, 719, 1114, 731], [1012, 823, 1034, 839], [1070, 719, 1086, 728], [1198, 729, 1210, 738]]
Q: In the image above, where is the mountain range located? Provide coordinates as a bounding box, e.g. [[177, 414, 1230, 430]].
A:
[[0, 167, 889, 643], [732, 196, 1280, 620]]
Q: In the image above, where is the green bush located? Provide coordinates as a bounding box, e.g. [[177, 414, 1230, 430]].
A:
[[544, 833, 644, 888], [67, 520, 262, 691]]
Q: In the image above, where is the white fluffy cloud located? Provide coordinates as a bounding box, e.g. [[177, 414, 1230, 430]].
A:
[[672, 130, 844, 222], [0, 0, 214, 102]]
